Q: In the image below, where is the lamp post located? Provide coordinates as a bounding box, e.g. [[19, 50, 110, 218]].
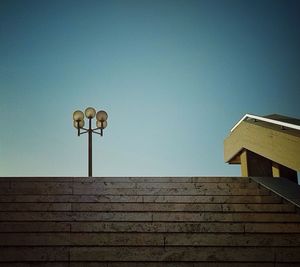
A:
[[73, 107, 108, 177]]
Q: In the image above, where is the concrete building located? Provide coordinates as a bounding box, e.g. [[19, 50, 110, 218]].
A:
[[224, 114, 300, 183]]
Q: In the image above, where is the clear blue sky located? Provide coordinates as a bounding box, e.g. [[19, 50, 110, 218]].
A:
[[0, 0, 299, 177]]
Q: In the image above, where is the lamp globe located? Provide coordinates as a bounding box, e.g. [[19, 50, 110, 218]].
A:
[[73, 110, 84, 121], [96, 120, 108, 129], [96, 110, 108, 122], [73, 120, 85, 129], [85, 107, 96, 119]]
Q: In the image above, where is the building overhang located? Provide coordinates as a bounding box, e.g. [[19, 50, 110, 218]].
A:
[[224, 114, 300, 172]]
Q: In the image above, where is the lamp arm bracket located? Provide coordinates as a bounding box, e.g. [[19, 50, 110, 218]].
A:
[[91, 129, 102, 135], [79, 129, 89, 135]]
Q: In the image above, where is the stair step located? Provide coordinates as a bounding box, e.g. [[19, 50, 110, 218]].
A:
[[0, 211, 299, 222], [76, 183, 258, 190], [0, 262, 282, 267], [0, 233, 299, 246], [245, 223, 300, 233], [76, 177, 252, 183], [72, 182, 258, 189], [2, 221, 299, 233], [0, 247, 68, 261], [0, 177, 251, 183], [0, 194, 282, 203], [71, 246, 299, 262], [1, 246, 297, 262], [72, 188, 270, 196], [71, 221, 300, 233], [0, 222, 71, 232], [0, 203, 294, 212], [0, 183, 266, 195]]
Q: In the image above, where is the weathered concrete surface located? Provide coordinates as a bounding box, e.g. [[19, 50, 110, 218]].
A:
[[0, 176, 299, 265]]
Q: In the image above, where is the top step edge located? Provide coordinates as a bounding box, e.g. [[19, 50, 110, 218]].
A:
[[0, 177, 250, 182]]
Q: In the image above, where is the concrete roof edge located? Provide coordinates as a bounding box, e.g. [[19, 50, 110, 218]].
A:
[[231, 114, 300, 132]]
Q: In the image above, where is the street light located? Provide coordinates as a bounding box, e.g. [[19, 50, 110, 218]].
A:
[[73, 107, 108, 177]]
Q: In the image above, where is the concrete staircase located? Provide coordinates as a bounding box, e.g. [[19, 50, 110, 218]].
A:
[[0, 176, 300, 266]]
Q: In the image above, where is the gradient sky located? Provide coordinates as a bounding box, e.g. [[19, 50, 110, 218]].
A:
[[0, 0, 299, 177]]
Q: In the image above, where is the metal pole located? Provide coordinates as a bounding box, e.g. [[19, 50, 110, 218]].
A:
[[88, 118, 92, 177], [77, 121, 80, 136]]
